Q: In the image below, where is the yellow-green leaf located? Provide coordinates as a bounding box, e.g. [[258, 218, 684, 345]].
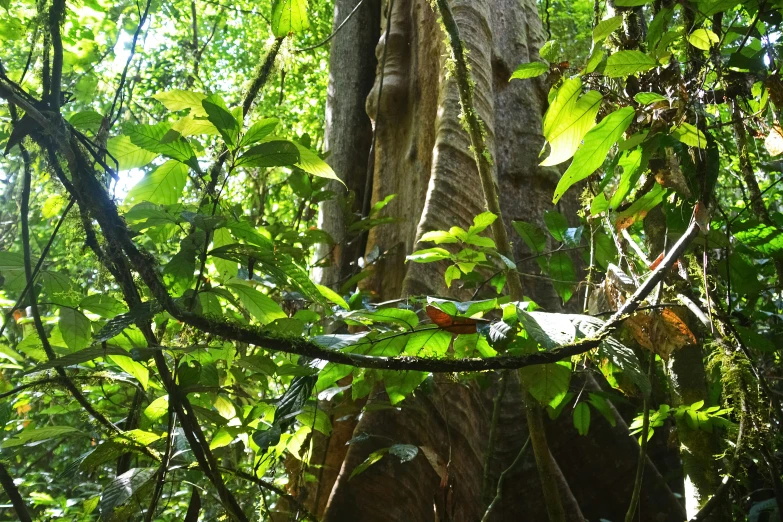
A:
[[605, 50, 657, 77], [541, 79, 603, 166], [124, 160, 188, 206], [271, 0, 310, 37], [553, 106, 635, 203], [688, 28, 719, 50], [106, 136, 158, 171]]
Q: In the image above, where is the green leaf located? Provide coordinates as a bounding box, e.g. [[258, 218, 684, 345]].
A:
[[108, 355, 149, 390], [143, 395, 169, 421], [573, 402, 591, 435], [59, 307, 92, 351], [101, 468, 156, 516], [510, 61, 549, 80], [316, 284, 349, 310], [227, 282, 287, 324], [271, 0, 310, 37], [616, 183, 666, 229], [671, 122, 707, 148], [202, 94, 240, 148], [2, 426, 85, 448], [211, 227, 238, 281], [420, 230, 458, 244], [170, 114, 219, 137], [407, 248, 451, 263], [543, 210, 569, 242], [553, 106, 635, 204], [349, 308, 419, 329], [240, 118, 279, 148], [614, 0, 651, 4], [295, 406, 332, 435], [236, 140, 300, 168], [597, 336, 651, 397], [605, 50, 657, 77], [699, 0, 740, 16], [125, 123, 197, 167], [519, 361, 572, 408], [69, 110, 104, 132], [549, 252, 576, 303], [513, 221, 547, 254], [125, 160, 188, 206], [610, 148, 648, 209], [634, 92, 668, 105], [541, 79, 603, 166], [106, 136, 158, 171], [350, 448, 388, 479], [471, 211, 497, 232], [688, 28, 719, 50], [383, 370, 429, 405], [152, 90, 208, 116], [293, 142, 341, 182], [79, 294, 127, 318], [593, 16, 622, 42], [587, 393, 617, 427], [445, 265, 461, 287]]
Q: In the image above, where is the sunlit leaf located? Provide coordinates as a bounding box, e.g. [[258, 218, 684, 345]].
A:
[[605, 50, 657, 77], [271, 0, 310, 37]]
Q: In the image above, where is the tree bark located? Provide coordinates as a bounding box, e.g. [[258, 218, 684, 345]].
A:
[[314, 0, 689, 520]]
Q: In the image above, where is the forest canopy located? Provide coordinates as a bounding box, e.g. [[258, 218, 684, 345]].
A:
[[0, 0, 781, 520]]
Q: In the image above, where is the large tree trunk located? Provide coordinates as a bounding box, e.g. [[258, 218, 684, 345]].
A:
[[314, 0, 688, 520]]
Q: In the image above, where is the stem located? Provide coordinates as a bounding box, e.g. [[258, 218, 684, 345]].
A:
[[624, 353, 655, 522], [481, 436, 530, 522], [482, 371, 508, 505]]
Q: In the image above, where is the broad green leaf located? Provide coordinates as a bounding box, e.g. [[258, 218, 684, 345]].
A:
[[519, 361, 572, 408], [614, 0, 651, 4], [593, 16, 622, 42], [202, 94, 240, 147], [106, 136, 158, 171], [170, 114, 219, 137], [108, 355, 149, 390], [293, 142, 342, 182], [69, 110, 104, 132], [616, 184, 666, 229], [227, 282, 287, 324], [100, 468, 156, 516], [316, 284, 349, 310], [610, 148, 647, 209], [549, 252, 576, 303], [240, 118, 279, 148], [125, 160, 188, 205], [59, 307, 92, 351], [445, 265, 461, 287], [349, 308, 419, 329], [541, 79, 603, 166], [605, 51, 657, 77], [210, 428, 235, 450], [350, 448, 388, 479], [420, 230, 458, 244], [125, 123, 197, 167], [646, 7, 674, 47], [152, 90, 208, 116], [553, 106, 635, 204], [513, 221, 547, 254], [80, 294, 127, 318], [543, 210, 569, 242], [688, 28, 719, 50], [406, 248, 451, 263], [403, 330, 451, 357], [573, 402, 591, 435], [23, 345, 127, 374], [143, 395, 169, 421], [699, 0, 740, 15], [587, 393, 617, 427], [634, 92, 668, 105], [471, 211, 497, 232], [211, 227, 238, 281], [510, 61, 549, 80], [236, 140, 300, 168], [671, 122, 707, 148], [383, 370, 429, 405], [2, 426, 85, 448], [271, 0, 310, 37], [296, 406, 332, 435]]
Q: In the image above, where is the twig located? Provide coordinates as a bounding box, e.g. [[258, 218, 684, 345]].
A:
[[295, 0, 368, 53], [624, 352, 655, 522], [107, 0, 152, 123], [481, 436, 530, 522], [221, 467, 320, 522], [482, 372, 508, 505]]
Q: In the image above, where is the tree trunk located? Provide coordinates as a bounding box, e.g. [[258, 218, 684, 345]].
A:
[[314, 0, 688, 520]]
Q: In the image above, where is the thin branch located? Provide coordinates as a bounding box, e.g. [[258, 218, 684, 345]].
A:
[[481, 436, 530, 522], [624, 353, 655, 522], [295, 0, 368, 53], [48, 0, 66, 111], [107, 0, 153, 123], [221, 467, 320, 522], [0, 463, 33, 522]]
